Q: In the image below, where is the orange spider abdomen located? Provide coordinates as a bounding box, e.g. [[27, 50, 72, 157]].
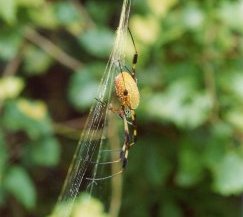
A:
[[115, 72, 140, 110]]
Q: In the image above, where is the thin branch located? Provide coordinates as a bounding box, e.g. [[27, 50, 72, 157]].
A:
[[2, 43, 26, 77], [53, 122, 81, 140], [24, 27, 82, 71], [201, 58, 219, 123], [108, 113, 123, 217]]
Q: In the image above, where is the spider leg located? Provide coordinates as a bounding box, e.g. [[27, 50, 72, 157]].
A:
[[105, 105, 135, 169], [131, 110, 137, 143], [119, 114, 130, 168], [128, 28, 138, 81]]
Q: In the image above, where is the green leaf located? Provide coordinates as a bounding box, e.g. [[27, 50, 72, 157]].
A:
[[0, 27, 23, 60], [0, 132, 8, 187], [182, 4, 204, 30], [225, 109, 243, 131], [176, 142, 204, 187], [72, 194, 109, 217], [54, 2, 81, 26], [79, 27, 114, 57], [23, 45, 53, 75], [0, 0, 17, 24], [0, 77, 24, 102], [28, 137, 60, 166], [68, 63, 105, 110], [211, 151, 243, 195], [4, 166, 36, 209], [16, 0, 44, 8], [86, 1, 112, 24], [160, 200, 182, 217], [28, 4, 58, 29], [3, 99, 53, 139], [219, 0, 243, 33], [145, 142, 172, 186], [224, 72, 243, 100], [144, 79, 213, 128]]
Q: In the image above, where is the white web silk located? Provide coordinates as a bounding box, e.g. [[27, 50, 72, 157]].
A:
[[53, 0, 132, 216]]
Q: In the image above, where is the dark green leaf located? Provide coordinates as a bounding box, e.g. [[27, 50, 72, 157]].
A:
[[4, 166, 36, 209], [0, 132, 8, 187], [23, 45, 53, 75], [68, 63, 105, 110], [28, 137, 60, 166], [0, 27, 23, 60], [79, 27, 114, 57], [176, 142, 204, 187]]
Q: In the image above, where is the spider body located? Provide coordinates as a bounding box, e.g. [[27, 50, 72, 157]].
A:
[[108, 29, 139, 170], [109, 28, 139, 170], [115, 71, 140, 110], [90, 29, 139, 180]]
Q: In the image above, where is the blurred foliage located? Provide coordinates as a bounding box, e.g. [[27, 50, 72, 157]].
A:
[[1, 0, 243, 216], [50, 194, 109, 217]]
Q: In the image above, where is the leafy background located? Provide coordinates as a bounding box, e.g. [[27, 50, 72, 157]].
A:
[[1, 0, 243, 216]]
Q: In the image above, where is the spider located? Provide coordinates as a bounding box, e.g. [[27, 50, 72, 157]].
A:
[[86, 29, 139, 181], [109, 28, 139, 170]]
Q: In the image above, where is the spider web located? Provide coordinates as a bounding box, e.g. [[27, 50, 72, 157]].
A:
[[53, 0, 132, 216]]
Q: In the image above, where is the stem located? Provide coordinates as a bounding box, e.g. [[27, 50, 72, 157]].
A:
[[24, 27, 82, 71], [108, 113, 122, 217], [2, 42, 26, 77]]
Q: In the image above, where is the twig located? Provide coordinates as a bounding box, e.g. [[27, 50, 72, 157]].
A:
[[2, 43, 26, 77], [202, 59, 219, 123], [53, 117, 87, 140], [108, 113, 122, 217], [2, 56, 21, 77], [53, 123, 81, 140], [24, 27, 82, 71]]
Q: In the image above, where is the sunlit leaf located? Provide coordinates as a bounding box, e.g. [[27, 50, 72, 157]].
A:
[[4, 166, 36, 209], [72, 194, 109, 217], [0, 0, 17, 24], [148, 0, 178, 18], [16, 0, 44, 7], [131, 15, 160, 45], [182, 4, 204, 30], [0, 77, 24, 102], [50, 194, 109, 217], [219, 0, 243, 33], [225, 72, 243, 100], [3, 99, 53, 139], [28, 4, 58, 29], [211, 151, 243, 195], [143, 79, 213, 128], [225, 109, 243, 131]]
